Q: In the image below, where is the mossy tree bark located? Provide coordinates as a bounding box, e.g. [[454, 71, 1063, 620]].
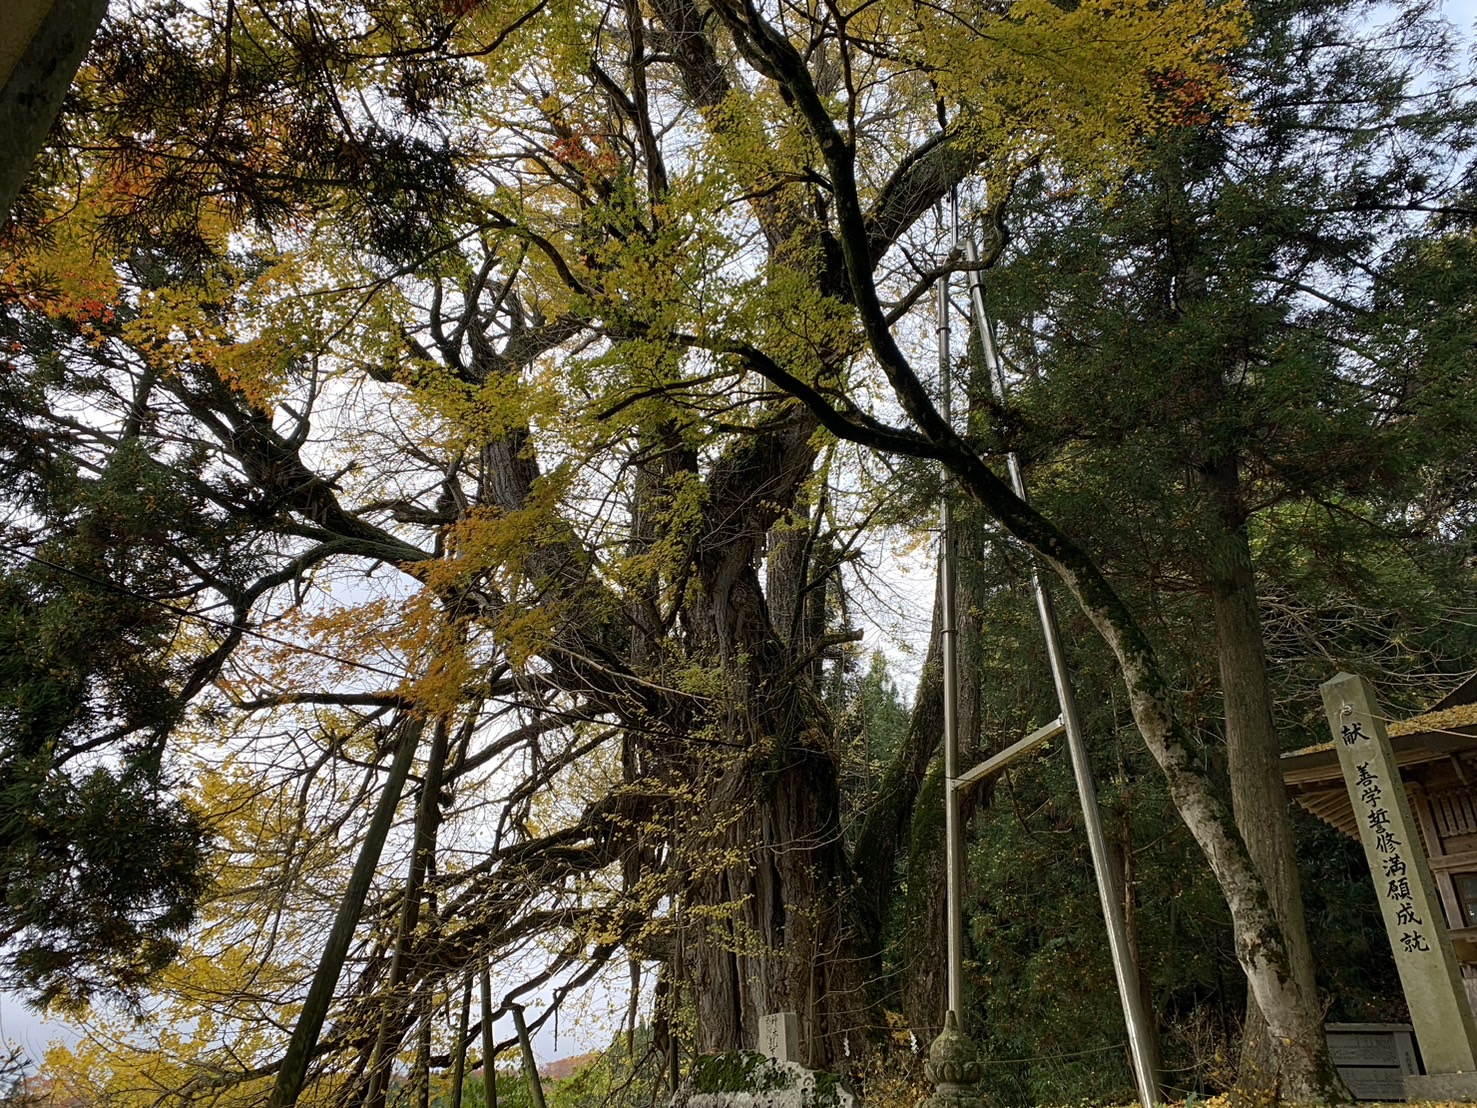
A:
[[696, 0, 1340, 1094], [1206, 462, 1342, 1103]]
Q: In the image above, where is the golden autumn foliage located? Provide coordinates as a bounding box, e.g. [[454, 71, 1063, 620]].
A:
[[1, 0, 1276, 1099]]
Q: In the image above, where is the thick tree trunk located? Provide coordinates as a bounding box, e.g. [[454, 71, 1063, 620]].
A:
[[680, 648, 864, 1069], [1205, 467, 1342, 1103], [676, 409, 870, 1070], [685, 740, 866, 1068], [702, 19, 1325, 1074], [0, 0, 108, 226]]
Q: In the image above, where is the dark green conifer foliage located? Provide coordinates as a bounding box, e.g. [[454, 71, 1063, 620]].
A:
[[954, 0, 1477, 1097], [985, 0, 1477, 597], [0, 350, 221, 1008]]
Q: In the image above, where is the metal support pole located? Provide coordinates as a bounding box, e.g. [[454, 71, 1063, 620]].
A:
[[938, 197, 966, 1027], [962, 236, 1160, 1107]]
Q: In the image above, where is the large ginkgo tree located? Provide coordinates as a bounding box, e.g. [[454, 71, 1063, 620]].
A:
[[0, 0, 1391, 1100]]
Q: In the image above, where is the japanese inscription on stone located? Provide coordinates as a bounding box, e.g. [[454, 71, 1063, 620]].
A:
[[1320, 672, 1477, 1076], [1340, 741, 1429, 952], [759, 1011, 799, 1064]]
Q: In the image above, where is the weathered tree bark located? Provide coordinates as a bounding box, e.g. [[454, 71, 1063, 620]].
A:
[[577, 0, 1016, 1065], [0, 0, 108, 226], [685, 737, 864, 1067], [695, 3, 1337, 1087], [901, 765, 947, 1039], [1206, 463, 1343, 1103], [677, 415, 870, 1066]]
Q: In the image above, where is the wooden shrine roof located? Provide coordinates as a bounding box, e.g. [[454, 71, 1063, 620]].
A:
[[1281, 675, 1477, 840]]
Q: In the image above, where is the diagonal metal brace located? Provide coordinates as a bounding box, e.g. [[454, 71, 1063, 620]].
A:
[[953, 716, 1065, 795]]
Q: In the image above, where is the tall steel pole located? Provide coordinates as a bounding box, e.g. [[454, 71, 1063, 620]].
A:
[[962, 235, 1160, 1107], [939, 196, 966, 1026]]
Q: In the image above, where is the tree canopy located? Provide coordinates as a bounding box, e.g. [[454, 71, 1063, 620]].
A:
[[2, 0, 1475, 1103]]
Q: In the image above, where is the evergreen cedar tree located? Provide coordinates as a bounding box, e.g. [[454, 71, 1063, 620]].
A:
[[0, 0, 1473, 1103]]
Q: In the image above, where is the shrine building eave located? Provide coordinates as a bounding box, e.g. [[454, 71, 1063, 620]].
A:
[[1281, 695, 1477, 842]]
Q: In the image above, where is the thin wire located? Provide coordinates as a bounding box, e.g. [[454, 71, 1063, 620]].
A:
[[973, 1041, 1128, 1066], [1316, 703, 1477, 743]]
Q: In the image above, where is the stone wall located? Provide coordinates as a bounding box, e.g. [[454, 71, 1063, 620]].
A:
[[674, 1053, 854, 1108]]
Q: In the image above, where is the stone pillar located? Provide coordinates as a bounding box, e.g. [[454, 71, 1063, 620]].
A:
[[1320, 672, 1477, 1100], [758, 1013, 800, 1064]]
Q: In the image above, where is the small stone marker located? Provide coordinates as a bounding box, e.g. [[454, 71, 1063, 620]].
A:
[[1320, 672, 1477, 1096], [1324, 1023, 1420, 1101], [758, 1012, 799, 1064]]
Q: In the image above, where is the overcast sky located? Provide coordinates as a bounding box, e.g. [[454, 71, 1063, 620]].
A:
[[6, 0, 1477, 1079]]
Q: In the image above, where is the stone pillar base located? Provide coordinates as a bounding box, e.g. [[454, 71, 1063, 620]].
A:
[[1405, 1072, 1477, 1102], [918, 1012, 983, 1108]]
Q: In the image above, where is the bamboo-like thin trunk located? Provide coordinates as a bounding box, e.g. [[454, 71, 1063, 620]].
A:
[[267, 717, 424, 1108], [364, 717, 452, 1108], [449, 974, 473, 1108], [511, 1005, 547, 1108], [480, 959, 499, 1108], [412, 1000, 433, 1108]]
